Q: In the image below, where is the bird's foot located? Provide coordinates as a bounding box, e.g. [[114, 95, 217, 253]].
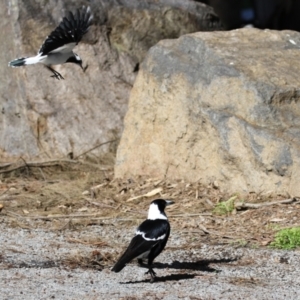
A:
[[83, 64, 88, 72], [47, 66, 64, 80], [50, 72, 64, 80], [145, 268, 156, 283]]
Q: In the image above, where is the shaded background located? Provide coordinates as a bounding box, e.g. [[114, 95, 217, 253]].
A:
[[198, 0, 300, 31]]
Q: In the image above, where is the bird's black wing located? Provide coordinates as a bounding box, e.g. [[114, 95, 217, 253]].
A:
[[112, 235, 157, 272], [112, 220, 170, 272], [38, 6, 93, 56]]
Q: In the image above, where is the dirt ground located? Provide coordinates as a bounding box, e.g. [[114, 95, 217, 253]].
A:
[[0, 160, 300, 299]]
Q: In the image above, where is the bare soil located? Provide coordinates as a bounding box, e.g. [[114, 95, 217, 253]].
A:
[[0, 160, 300, 299]]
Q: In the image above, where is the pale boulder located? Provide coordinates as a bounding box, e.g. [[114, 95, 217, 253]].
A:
[[115, 28, 300, 195]]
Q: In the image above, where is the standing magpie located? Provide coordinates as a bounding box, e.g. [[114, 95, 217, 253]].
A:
[[112, 199, 174, 282], [8, 6, 93, 80]]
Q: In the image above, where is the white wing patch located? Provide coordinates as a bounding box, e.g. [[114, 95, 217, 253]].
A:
[[136, 230, 166, 241]]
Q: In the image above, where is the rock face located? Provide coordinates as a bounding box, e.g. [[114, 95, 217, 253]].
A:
[[1, 0, 216, 160], [115, 28, 300, 195]]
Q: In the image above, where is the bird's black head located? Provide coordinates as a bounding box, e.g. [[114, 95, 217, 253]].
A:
[[66, 53, 83, 70], [151, 199, 174, 211]]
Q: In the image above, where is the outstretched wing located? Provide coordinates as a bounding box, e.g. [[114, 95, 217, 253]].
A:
[[112, 220, 170, 272], [38, 6, 93, 56]]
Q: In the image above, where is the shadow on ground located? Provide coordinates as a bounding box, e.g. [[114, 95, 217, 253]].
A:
[[121, 273, 197, 284], [120, 258, 237, 284], [153, 258, 237, 271]]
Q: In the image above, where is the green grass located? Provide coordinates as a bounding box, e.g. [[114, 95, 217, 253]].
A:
[[213, 195, 237, 215], [230, 239, 248, 247], [270, 227, 300, 250]]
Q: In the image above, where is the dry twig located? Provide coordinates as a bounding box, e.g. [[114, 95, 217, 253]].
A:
[[170, 213, 212, 218], [67, 238, 108, 247], [0, 159, 78, 174], [235, 198, 298, 210], [73, 139, 119, 159], [84, 197, 117, 209]]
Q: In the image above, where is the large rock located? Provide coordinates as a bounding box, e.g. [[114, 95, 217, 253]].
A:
[[1, 0, 217, 160], [115, 28, 300, 195]]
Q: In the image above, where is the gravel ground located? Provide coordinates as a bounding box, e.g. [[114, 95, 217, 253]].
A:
[[1, 220, 300, 300]]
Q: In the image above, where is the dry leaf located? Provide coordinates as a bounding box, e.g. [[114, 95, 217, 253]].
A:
[[261, 240, 272, 246], [270, 218, 286, 222], [91, 183, 107, 191], [78, 207, 88, 212], [153, 180, 163, 186], [126, 187, 163, 202], [144, 187, 163, 197]]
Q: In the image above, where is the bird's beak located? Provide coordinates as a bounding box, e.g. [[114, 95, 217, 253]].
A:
[[165, 200, 175, 206]]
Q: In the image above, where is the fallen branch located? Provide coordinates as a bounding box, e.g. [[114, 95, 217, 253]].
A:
[[235, 198, 298, 210], [169, 213, 212, 218], [89, 218, 142, 222], [0, 158, 112, 175], [5, 211, 142, 222], [0, 159, 78, 174], [4, 211, 24, 218], [5, 211, 109, 220], [0, 162, 13, 169], [5, 210, 214, 221], [73, 139, 119, 159], [32, 214, 113, 220]]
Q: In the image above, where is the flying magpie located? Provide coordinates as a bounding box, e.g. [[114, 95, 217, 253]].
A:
[[8, 6, 93, 80], [112, 199, 174, 282]]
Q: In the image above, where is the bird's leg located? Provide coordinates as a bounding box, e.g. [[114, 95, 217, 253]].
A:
[[145, 267, 157, 283], [83, 64, 88, 72], [138, 259, 144, 266], [46, 66, 64, 80]]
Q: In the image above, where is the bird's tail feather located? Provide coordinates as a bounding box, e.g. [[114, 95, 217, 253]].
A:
[[111, 246, 139, 273], [8, 57, 27, 67], [111, 259, 126, 273], [8, 55, 42, 67]]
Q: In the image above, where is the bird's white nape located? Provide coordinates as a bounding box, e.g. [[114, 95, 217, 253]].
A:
[[147, 203, 167, 220]]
